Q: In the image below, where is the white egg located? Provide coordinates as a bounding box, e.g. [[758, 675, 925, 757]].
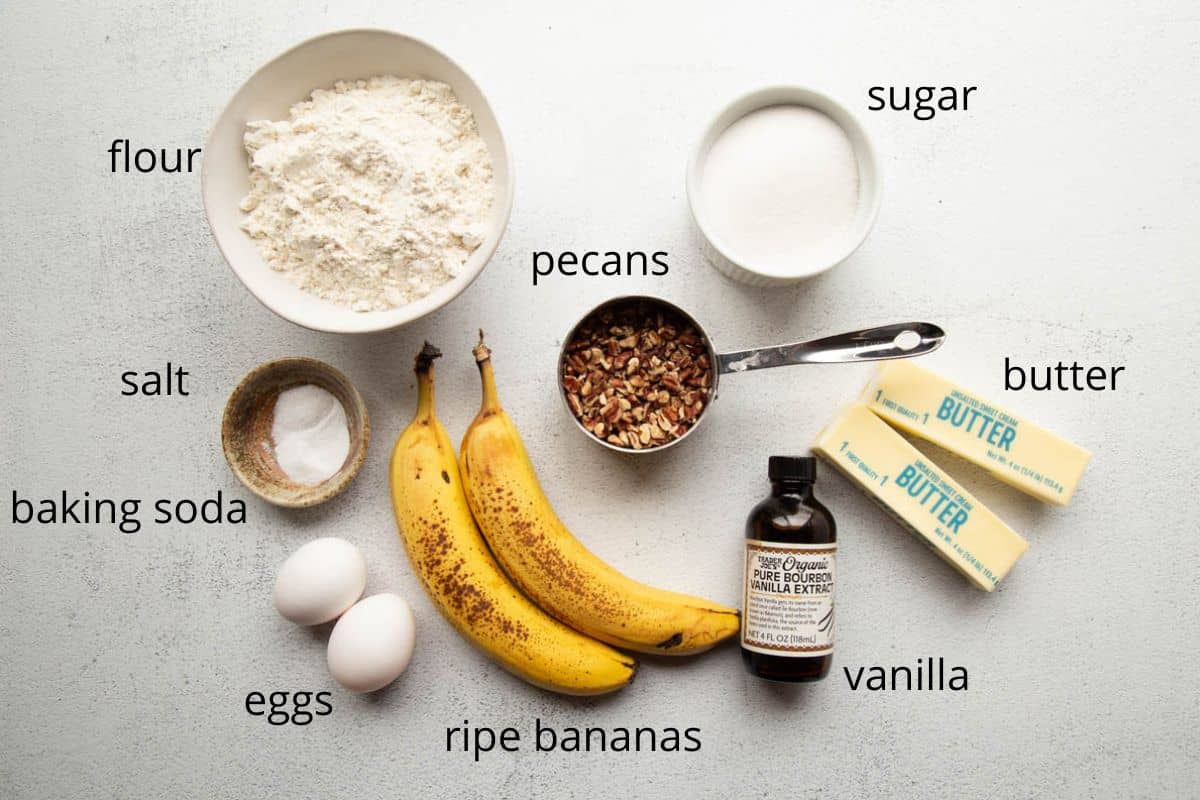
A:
[[273, 537, 367, 626], [327, 593, 416, 693]]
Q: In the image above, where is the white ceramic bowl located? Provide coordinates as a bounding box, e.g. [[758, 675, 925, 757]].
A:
[[202, 29, 513, 333], [686, 86, 880, 287]]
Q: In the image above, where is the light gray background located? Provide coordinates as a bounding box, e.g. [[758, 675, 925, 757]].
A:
[[2, 1, 1198, 798]]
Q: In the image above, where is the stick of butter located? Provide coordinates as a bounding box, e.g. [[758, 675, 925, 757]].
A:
[[813, 404, 1028, 591], [860, 361, 1090, 506]]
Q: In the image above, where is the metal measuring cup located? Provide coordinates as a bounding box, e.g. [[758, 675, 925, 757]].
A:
[[557, 295, 945, 453]]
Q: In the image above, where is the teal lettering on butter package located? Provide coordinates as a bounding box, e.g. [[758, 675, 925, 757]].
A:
[[860, 361, 1090, 506]]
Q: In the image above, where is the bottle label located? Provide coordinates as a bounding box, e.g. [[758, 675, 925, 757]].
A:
[[741, 540, 836, 657]]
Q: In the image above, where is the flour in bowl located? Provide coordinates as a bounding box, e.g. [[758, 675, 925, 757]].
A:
[[239, 76, 495, 312]]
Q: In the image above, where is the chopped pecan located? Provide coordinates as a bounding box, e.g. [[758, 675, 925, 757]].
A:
[[560, 300, 713, 450]]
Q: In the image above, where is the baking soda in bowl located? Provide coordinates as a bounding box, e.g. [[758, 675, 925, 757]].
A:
[[271, 384, 350, 485], [698, 105, 860, 276]]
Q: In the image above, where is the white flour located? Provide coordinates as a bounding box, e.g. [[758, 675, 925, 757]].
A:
[[239, 76, 495, 311]]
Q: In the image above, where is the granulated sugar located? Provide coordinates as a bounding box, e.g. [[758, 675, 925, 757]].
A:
[[699, 105, 859, 275]]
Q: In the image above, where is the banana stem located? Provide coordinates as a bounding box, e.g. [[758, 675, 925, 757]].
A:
[[414, 342, 442, 419], [474, 330, 502, 413]]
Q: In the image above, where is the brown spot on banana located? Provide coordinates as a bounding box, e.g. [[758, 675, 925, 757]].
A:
[[656, 633, 684, 649]]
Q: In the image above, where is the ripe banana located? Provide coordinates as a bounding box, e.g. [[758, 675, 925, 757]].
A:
[[460, 335, 740, 655], [390, 344, 635, 695]]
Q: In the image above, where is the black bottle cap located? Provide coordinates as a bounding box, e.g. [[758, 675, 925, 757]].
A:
[[768, 456, 817, 483]]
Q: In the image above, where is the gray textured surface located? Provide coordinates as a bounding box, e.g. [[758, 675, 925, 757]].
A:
[[2, 1, 1198, 798]]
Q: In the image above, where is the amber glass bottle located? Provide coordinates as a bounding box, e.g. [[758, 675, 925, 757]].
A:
[[741, 456, 836, 682]]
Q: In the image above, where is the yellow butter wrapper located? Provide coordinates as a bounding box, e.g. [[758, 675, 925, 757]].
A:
[[861, 361, 1090, 506], [813, 404, 1028, 591]]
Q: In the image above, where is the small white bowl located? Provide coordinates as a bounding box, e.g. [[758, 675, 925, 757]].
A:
[[686, 86, 881, 287], [202, 29, 514, 333]]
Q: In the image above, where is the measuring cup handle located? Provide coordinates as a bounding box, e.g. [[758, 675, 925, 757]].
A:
[[716, 322, 946, 373]]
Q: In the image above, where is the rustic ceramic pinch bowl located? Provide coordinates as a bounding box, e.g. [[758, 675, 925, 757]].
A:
[[222, 357, 369, 507], [202, 28, 514, 333]]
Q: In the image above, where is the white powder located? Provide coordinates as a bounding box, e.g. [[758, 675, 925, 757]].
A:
[[239, 76, 495, 312], [699, 105, 859, 275], [271, 385, 350, 485]]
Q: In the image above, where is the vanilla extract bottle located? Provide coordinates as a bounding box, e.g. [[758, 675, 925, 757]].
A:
[[741, 456, 836, 682]]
